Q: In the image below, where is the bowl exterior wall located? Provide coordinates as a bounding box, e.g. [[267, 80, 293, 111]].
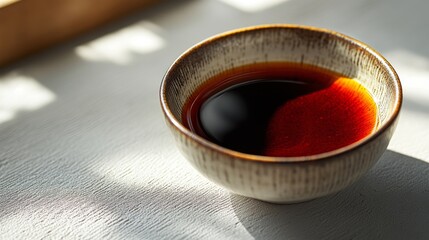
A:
[[165, 116, 398, 203]]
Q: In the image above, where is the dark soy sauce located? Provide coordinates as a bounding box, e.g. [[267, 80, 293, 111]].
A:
[[183, 62, 377, 157]]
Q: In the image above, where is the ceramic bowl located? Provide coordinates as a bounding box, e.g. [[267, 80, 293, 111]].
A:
[[160, 25, 402, 203]]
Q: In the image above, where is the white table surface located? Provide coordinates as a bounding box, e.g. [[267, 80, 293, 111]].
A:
[[1, 0, 429, 239]]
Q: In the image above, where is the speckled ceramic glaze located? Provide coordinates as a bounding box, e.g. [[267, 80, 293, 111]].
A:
[[160, 25, 402, 203]]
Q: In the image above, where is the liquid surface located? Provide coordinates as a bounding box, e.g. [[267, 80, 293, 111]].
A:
[[183, 63, 377, 157]]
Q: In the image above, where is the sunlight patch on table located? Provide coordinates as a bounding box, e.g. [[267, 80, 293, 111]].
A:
[[92, 148, 211, 189], [0, 73, 56, 124], [217, 0, 289, 12], [0, 197, 118, 239], [75, 21, 165, 65]]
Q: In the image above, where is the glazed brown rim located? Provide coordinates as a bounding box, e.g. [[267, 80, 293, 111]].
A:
[[160, 24, 403, 163]]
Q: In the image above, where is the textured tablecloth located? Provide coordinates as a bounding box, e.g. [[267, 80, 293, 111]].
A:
[[1, 0, 428, 239]]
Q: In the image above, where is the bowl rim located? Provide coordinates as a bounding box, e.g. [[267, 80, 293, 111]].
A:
[[159, 24, 403, 163]]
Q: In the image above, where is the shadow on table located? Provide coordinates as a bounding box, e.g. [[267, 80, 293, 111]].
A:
[[230, 150, 429, 240]]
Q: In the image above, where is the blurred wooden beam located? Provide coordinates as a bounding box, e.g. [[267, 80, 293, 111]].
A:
[[0, 0, 158, 66]]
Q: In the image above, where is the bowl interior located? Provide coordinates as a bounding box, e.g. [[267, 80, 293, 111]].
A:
[[162, 25, 401, 153]]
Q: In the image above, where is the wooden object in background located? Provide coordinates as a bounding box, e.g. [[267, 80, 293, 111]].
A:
[[0, 0, 158, 66]]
